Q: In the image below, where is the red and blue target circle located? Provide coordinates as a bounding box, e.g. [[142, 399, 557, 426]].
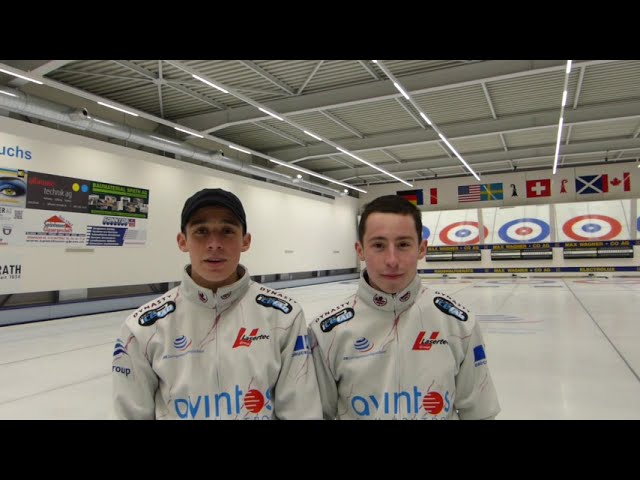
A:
[[439, 221, 488, 245], [636, 216, 639, 232], [562, 215, 622, 241], [422, 225, 431, 241], [498, 218, 550, 243]]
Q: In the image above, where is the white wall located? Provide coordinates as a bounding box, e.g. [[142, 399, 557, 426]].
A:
[[0, 117, 359, 294]]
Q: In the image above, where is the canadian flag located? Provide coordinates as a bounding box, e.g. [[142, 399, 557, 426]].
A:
[[526, 179, 551, 197], [609, 172, 631, 192]]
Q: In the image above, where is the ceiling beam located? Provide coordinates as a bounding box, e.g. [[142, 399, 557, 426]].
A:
[[297, 61, 324, 95], [238, 60, 295, 96], [177, 60, 614, 132], [268, 98, 640, 162], [328, 137, 640, 180], [8, 60, 76, 87]]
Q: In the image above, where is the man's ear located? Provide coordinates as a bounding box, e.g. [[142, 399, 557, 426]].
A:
[[241, 232, 252, 252], [177, 231, 188, 252], [355, 241, 365, 261], [418, 239, 427, 259]]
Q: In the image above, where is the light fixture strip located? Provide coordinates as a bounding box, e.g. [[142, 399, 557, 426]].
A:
[[303, 130, 322, 141], [150, 135, 180, 146], [175, 126, 204, 138], [335, 146, 412, 186], [0, 62, 353, 196], [165, 61, 390, 188], [0, 68, 43, 85], [374, 60, 480, 180], [97, 101, 139, 117], [258, 107, 283, 121], [229, 145, 251, 154], [192, 74, 229, 94], [552, 60, 572, 175]]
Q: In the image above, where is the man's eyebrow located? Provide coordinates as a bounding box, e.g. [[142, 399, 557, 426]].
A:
[[367, 235, 414, 241]]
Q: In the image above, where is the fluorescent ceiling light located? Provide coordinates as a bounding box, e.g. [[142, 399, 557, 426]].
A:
[[150, 135, 180, 145], [167, 61, 382, 191], [229, 145, 251, 154], [0, 68, 43, 85], [267, 157, 367, 193], [552, 117, 564, 175], [0, 90, 17, 97], [419, 112, 432, 126], [374, 60, 479, 181], [393, 82, 410, 100], [97, 101, 138, 117], [303, 130, 322, 141], [174, 126, 203, 138], [192, 74, 228, 94], [258, 107, 283, 121], [552, 60, 572, 175]]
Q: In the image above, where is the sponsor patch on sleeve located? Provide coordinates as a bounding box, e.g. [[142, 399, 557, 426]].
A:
[[255, 294, 292, 314], [138, 301, 176, 326], [473, 345, 487, 366], [320, 308, 355, 332], [433, 296, 468, 322]]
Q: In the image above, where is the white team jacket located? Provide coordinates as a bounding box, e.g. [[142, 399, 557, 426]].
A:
[[112, 264, 322, 420], [308, 270, 500, 420]]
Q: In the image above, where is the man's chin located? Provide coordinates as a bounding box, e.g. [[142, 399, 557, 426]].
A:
[[376, 277, 407, 294]]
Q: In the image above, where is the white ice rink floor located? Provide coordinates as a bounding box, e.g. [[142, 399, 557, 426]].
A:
[[1, 275, 639, 420]]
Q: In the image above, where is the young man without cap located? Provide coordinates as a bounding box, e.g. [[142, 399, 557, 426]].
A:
[[308, 194, 500, 420]]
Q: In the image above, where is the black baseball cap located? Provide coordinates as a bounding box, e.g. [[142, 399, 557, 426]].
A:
[[181, 188, 247, 234]]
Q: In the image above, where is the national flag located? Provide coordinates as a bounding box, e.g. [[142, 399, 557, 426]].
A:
[[397, 189, 423, 205], [609, 172, 631, 192], [458, 183, 503, 203], [576, 174, 608, 194], [429, 188, 438, 205], [482, 183, 503, 200], [526, 179, 551, 197]]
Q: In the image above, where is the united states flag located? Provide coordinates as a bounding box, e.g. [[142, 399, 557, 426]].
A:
[[458, 184, 482, 202], [457, 183, 503, 203]]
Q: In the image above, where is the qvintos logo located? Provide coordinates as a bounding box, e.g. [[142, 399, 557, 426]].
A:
[[0, 145, 32, 160], [173, 386, 273, 419], [350, 387, 451, 419]]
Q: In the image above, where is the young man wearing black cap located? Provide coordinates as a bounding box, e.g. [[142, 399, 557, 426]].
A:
[[112, 188, 322, 419]]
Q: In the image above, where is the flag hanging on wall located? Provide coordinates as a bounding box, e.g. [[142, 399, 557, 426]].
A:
[[396, 189, 424, 205], [429, 188, 438, 205], [457, 183, 504, 203]]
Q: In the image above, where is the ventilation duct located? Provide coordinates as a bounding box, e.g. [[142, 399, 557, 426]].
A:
[[0, 86, 340, 197]]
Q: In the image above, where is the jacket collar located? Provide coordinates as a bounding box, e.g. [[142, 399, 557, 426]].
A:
[[179, 263, 250, 313], [357, 269, 421, 312]]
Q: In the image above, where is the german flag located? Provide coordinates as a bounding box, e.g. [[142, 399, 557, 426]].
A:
[[396, 189, 423, 206]]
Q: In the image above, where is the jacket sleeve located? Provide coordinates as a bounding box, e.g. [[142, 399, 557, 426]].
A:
[[272, 310, 323, 419], [454, 320, 501, 420], [308, 325, 338, 420], [111, 323, 159, 420]]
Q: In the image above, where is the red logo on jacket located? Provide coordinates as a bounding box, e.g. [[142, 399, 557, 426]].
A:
[[412, 331, 449, 351], [233, 328, 270, 348]]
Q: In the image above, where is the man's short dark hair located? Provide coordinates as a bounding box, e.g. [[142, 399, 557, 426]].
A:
[[181, 188, 247, 234], [358, 195, 422, 243]]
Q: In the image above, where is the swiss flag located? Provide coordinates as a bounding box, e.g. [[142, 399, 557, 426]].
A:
[[526, 179, 551, 197]]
